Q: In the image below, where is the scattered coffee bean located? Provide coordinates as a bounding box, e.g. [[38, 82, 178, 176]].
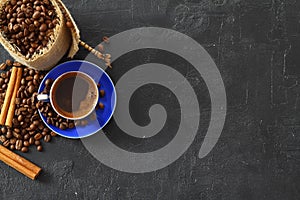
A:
[[3, 140, 10, 147], [0, 135, 6, 142], [44, 135, 51, 143], [0, 66, 54, 152], [37, 145, 42, 152], [21, 147, 28, 153], [34, 140, 41, 146], [5, 59, 13, 67], [0, 63, 7, 70], [10, 144, 15, 150], [34, 133, 42, 140], [50, 131, 56, 137], [29, 137, 34, 145], [15, 139, 22, 150]]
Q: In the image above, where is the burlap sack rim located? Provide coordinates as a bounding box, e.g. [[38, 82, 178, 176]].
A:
[[55, 0, 80, 58]]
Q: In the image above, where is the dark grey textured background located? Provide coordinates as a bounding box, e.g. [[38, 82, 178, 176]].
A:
[[1, 0, 300, 199]]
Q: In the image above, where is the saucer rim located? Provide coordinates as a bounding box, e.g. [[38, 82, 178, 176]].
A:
[[38, 60, 117, 139]]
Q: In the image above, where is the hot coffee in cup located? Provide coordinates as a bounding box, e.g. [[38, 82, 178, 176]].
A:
[[37, 71, 99, 120]]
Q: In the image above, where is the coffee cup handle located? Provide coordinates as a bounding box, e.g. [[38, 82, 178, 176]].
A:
[[37, 94, 50, 102]]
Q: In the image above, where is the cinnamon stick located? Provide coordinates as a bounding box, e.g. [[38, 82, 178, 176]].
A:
[[0, 67, 17, 125], [0, 145, 41, 180], [5, 67, 23, 127]]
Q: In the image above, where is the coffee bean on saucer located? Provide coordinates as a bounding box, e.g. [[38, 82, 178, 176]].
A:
[[98, 103, 104, 109], [81, 120, 88, 126], [59, 123, 67, 130], [99, 90, 105, 97], [44, 78, 52, 86]]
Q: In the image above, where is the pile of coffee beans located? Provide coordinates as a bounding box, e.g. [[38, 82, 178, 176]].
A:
[[0, 0, 59, 58], [0, 61, 56, 152], [38, 79, 104, 130]]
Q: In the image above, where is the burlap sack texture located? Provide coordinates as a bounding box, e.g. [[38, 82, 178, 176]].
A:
[[0, 0, 80, 70]]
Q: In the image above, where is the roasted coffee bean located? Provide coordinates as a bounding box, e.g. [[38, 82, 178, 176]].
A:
[[100, 90, 105, 97], [29, 137, 34, 145], [74, 120, 80, 127], [29, 131, 35, 136], [27, 85, 35, 93], [25, 76, 33, 81], [35, 140, 41, 146], [23, 134, 30, 140], [44, 78, 52, 86], [21, 129, 27, 136], [29, 124, 36, 130], [81, 120, 88, 126], [13, 128, 20, 133], [17, 115, 23, 122], [68, 123, 74, 129], [15, 98, 21, 105], [38, 124, 44, 130], [41, 131, 47, 136], [21, 147, 28, 153], [3, 140, 10, 147], [39, 23, 47, 32], [50, 131, 56, 137], [6, 131, 12, 139], [34, 133, 42, 140], [90, 112, 97, 121], [0, 135, 7, 142], [1, 126, 7, 134], [13, 132, 22, 139], [59, 123, 67, 130], [98, 103, 105, 109], [15, 139, 23, 150], [66, 21, 73, 28], [44, 135, 51, 143], [10, 138, 17, 145], [33, 120, 40, 126], [0, 63, 7, 70], [10, 144, 15, 150], [32, 11, 40, 19], [37, 145, 43, 152], [13, 62, 21, 67]]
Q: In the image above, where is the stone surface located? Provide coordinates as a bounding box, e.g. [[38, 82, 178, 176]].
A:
[[0, 0, 300, 199]]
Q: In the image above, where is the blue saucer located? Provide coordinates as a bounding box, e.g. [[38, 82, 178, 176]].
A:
[[38, 60, 117, 139]]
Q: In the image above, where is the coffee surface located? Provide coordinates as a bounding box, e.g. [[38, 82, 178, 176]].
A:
[[52, 73, 97, 118]]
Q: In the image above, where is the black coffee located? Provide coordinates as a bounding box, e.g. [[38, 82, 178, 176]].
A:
[[52, 72, 97, 119]]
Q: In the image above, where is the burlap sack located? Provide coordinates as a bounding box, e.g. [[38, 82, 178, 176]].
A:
[[0, 0, 80, 70]]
